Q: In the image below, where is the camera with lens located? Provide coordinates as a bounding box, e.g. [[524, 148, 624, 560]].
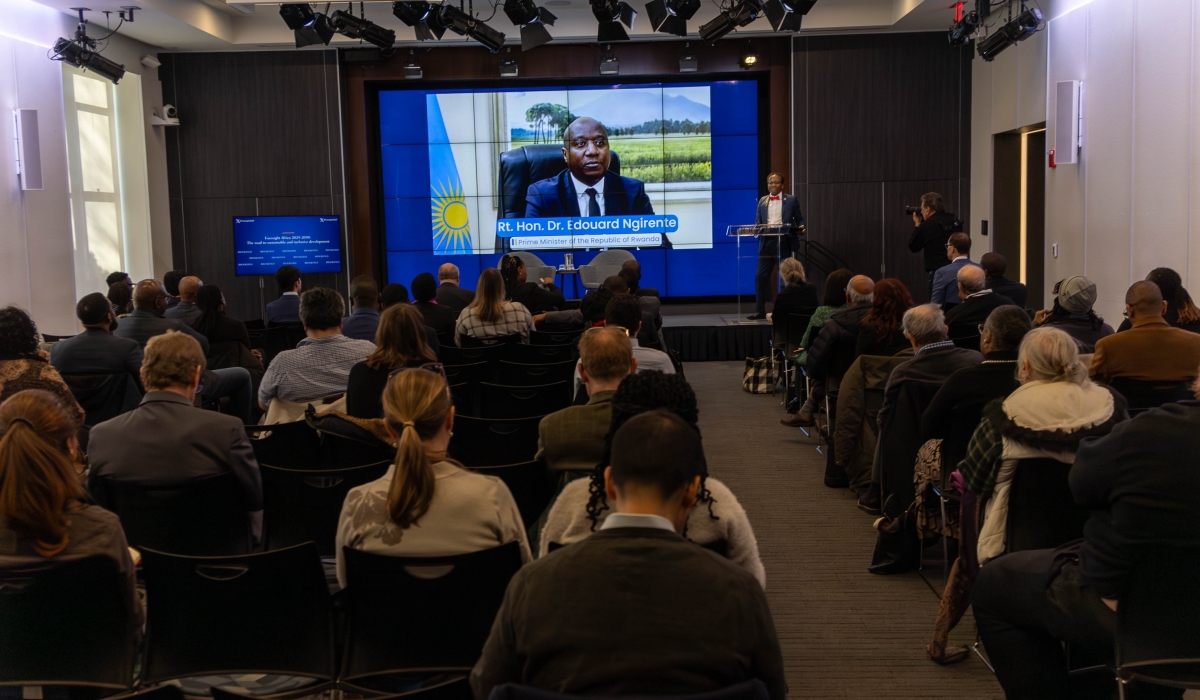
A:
[[904, 205, 922, 216]]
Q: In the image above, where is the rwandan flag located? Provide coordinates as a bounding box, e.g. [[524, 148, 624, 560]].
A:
[[427, 96, 472, 255]]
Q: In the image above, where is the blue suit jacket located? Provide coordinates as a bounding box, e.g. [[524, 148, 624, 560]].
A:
[[265, 294, 301, 325], [525, 170, 654, 218], [754, 193, 804, 258], [931, 258, 981, 306]]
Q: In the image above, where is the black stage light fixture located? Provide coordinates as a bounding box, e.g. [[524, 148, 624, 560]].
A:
[[591, 0, 637, 42], [280, 3, 314, 29], [679, 53, 697, 72], [645, 0, 699, 37], [329, 9, 397, 50], [698, 0, 763, 44], [977, 5, 1041, 61], [441, 4, 507, 52], [281, 5, 336, 47], [947, 10, 978, 45], [403, 50, 422, 78], [393, 1, 448, 40], [51, 10, 126, 84], [763, 0, 812, 32], [503, 0, 557, 51]]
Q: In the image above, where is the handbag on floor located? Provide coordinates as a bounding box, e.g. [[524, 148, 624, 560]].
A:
[[742, 356, 774, 394]]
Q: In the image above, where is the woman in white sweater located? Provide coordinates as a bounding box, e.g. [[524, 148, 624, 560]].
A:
[[539, 372, 766, 589], [335, 364, 531, 588]]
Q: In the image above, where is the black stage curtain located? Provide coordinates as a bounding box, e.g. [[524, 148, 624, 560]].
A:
[[663, 325, 772, 362]]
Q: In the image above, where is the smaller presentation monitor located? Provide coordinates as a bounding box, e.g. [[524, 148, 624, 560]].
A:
[[233, 215, 343, 276]]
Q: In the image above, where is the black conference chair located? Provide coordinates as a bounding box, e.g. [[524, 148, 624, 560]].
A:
[[140, 543, 335, 692], [495, 359, 577, 387], [460, 333, 522, 349], [40, 333, 76, 343], [0, 555, 138, 691], [471, 460, 556, 530], [1107, 377, 1192, 411], [443, 360, 491, 386], [1004, 458, 1090, 554], [212, 678, 473, 700], [771, 311, 813, 404], [441, 344, 509, 368], [247, 421, 325, 470], [340, 542, 524, 689], [503, 342, 576, 364], [486, 679, 768, 700], [449, 415, 543, 467], [480, 381, 569, 419], [61, 372, 143, 426], [450, 382, 476, 417], [94, 472, 253, 556], [261, 461, 391, 555], [529, 329, 584, 346], [247, 325, 289, 369], [245, 319, 265, 331], [1114, 544, 1200, 697], [949, 332, 981, 352]]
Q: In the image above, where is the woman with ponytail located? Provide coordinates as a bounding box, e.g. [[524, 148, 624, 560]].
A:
[[925, 327, 1125, 664], [0, 389, 141, 627], [334, 365, 531, 588]]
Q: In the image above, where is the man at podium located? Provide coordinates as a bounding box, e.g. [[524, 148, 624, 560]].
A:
[[748, 173, 805, 320]]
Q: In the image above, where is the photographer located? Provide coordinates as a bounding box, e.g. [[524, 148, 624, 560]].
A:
[[906, 192, 960, 296]]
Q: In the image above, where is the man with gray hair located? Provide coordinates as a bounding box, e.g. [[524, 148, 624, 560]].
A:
[[435, 263, 475, 314], [944, 264, 1014, 342]]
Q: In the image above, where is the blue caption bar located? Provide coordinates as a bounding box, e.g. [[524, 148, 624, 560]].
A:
[[496, 214, 680, 238]]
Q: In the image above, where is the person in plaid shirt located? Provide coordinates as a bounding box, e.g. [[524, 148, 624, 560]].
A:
[[455, 268, 534, 346]]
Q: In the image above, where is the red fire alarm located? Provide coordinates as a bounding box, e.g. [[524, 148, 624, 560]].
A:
[[1049, 149, 1057, 168]]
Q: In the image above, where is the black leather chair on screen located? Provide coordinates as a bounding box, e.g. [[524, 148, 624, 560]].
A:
[[496, 145, 622, 253]]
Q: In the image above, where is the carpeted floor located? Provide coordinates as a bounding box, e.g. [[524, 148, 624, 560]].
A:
[[686, 361, 1005, 699]]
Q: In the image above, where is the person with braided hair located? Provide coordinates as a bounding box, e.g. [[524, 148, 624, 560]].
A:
[[538, 371, 766, 588], [1115, 267, 1200, 334], [334, 364, 530, 588], [0, 389, 142, 630], [498, 254, 565, 315]]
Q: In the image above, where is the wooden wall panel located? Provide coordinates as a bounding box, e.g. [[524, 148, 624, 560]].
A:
[[807, 182, 884, 282]]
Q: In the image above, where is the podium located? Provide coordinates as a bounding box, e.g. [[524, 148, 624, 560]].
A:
[[726, 224, 804, 319]]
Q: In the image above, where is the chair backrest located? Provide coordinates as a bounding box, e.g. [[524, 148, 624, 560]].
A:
[[99, 472, 252, 556], [580, 250, 634, 291], [0, 555, 137, 689], [261, 461, 391, 555], [485, 679, 769, 700], [470, 460, 555, 529], [879, 379, 946, 509], [495, 359, 577, 387], [460, 333, 523, 349], [530, 329, 584, 345], [949, 333, 981, 352], [247, 420, 326, 469], [502, 342, 576, 364], [1004, 458, 1090, 554], [244, 319, 265, 331], [497, 145, 620, 220], [61, 372, 143, 427], [480, 381, 570, 418], [340, 542, 524, 681], [773, 311, 813, 353], [140, 543, 334, 684], [1108, 377, 1193, 410], [41, 333, 76, 343], [1116, 544, 1200, 688], [449, 415, 543, 467], [443, 360, 491, 386], [247, 325, 289, 369]]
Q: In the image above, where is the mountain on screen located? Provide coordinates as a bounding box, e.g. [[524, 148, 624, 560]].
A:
[[573, 92, 710, 129]]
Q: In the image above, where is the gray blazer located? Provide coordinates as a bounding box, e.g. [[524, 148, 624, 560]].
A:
[[87, 391, 262, 511], [113, 309, 210, 355], [50, 328, 143, 381]]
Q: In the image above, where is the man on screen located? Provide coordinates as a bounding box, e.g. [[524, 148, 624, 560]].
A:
[[525, 117, 655, 220]]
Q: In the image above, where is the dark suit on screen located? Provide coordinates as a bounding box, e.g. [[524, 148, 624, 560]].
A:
[[525, 170, 654, 219], [753, 193, 805, 316]]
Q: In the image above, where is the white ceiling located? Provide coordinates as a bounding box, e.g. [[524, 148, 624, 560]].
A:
[[29, 0, 974, 52]]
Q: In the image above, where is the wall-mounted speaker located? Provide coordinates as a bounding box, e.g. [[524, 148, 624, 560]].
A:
[[1055, 80, 1080, 166], [14, 109, 42, 191]]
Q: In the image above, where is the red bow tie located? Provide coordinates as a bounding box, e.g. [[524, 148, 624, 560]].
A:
[[769, 195, 780, 201]]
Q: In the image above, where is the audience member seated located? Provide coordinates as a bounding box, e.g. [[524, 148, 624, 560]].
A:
[[0, 307, 85, 426], [787, 268, 854, 416], [107, 280, 133, 318], [435, 263, 475, 314], [1033, 276, 1113, 352], [926, 325, 1120, 664], [164, 276, 202, 324], [620, 258, 659, 297], [163, 269, 185, 309], [0, 390, 142, 631], [980, 252, 1027, 309], [87, 331, 263, 538], [265, 265, 302, 325], [605, 295, 675, 375], [771, 257, 819, 320], [539, 327, 633, 476], [259, 287, 375, 411], [1090, 280, 1200, 387], [866, 304, 983, 514], [191, 285, 264, 389], [50, 293, 144, 390], [455, 268, 534, 346], [381, 283, 409, 309], [335, 364, 531, 588], [472, 409, 785, 700], [833, 346, 915, 497], [791, 274, 875, 427], [1116, 266, 1200, 334], [944, 265, 1014, 333], [612, 271, 663, 347], [346, 304, 437, 419], [412, 272, 457, 336], [500, 253, 565, 314], [107, 271, 132, 290], [930, 233, 978, 307], [343, 275, 383, 342], [537, 287, 613, 331], [854, 278, 915, 358], [970, 364, 1200, 698], [540, 372, 766, 588]]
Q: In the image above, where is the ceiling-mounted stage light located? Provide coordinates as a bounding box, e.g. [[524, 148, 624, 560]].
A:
[[679, 54, 697, 72], [403, 50, 422, 78], [698, 0, 762, 45], [503, 0, 557, 50], [947, 10, 979, 45], [590, 0, 637, 42], [763, 0, 813, 32], [280, 4, 335, 47], [977, 5, 1041, 61], [500, 57, 519, 76], [645, 0, 699, 37], [329, 9, 396, 50], [393, 1, 448, 40], [441, 4, 507, 52], [51, 9, 126, 84], [600, 56, 620, 75]]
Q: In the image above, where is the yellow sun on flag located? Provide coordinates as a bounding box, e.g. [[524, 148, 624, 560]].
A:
[[432, 180, 472, 255]]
